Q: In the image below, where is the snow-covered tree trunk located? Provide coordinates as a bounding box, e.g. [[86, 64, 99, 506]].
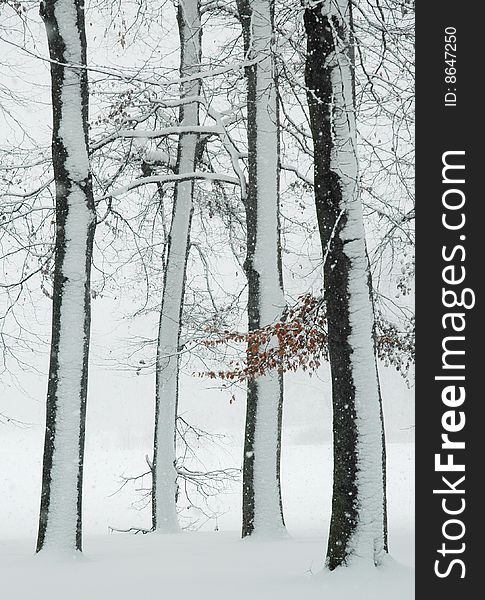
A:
[[367, 253, 389, 552], [304, 0, 387, 568], [36, 0, 96, 553], [152, 0, 202, 533], [237, 0, 286, 538]]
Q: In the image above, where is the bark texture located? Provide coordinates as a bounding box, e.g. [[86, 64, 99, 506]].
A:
[[37, 0, 96, 553], [304, 0, 387, 568], [238, 0, 286, 538]]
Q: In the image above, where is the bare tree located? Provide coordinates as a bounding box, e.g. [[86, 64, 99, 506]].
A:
[[152, 0, 203, 533], [237, 0, 286, 538], [304, 0, 388, 568], [36, 0, 96, 553]]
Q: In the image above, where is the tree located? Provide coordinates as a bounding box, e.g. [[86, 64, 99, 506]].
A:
[[304, 0, 387, 568], [36, 0, 96, 553], [237, 0, 286, 538], [151, 0, 203, 533]]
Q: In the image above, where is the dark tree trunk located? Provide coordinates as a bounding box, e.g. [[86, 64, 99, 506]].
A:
[[237, 0, 286, 538], [37, 0, 96, 553], [304, 0, 387, 568]]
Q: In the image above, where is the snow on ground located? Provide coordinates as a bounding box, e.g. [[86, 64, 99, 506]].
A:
[[0, 532, 412, 600], [0, 426, 413, 599]]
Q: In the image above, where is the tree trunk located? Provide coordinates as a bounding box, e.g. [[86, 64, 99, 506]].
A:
[[152, 0, 202, 533], [367, 253, 389, 553], [304, 0, 387, 568], [237, 0, 286, 538], [37, 0, 96, 553]]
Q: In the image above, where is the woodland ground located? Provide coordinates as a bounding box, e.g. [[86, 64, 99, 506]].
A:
[[0, 434, 413, 599]]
